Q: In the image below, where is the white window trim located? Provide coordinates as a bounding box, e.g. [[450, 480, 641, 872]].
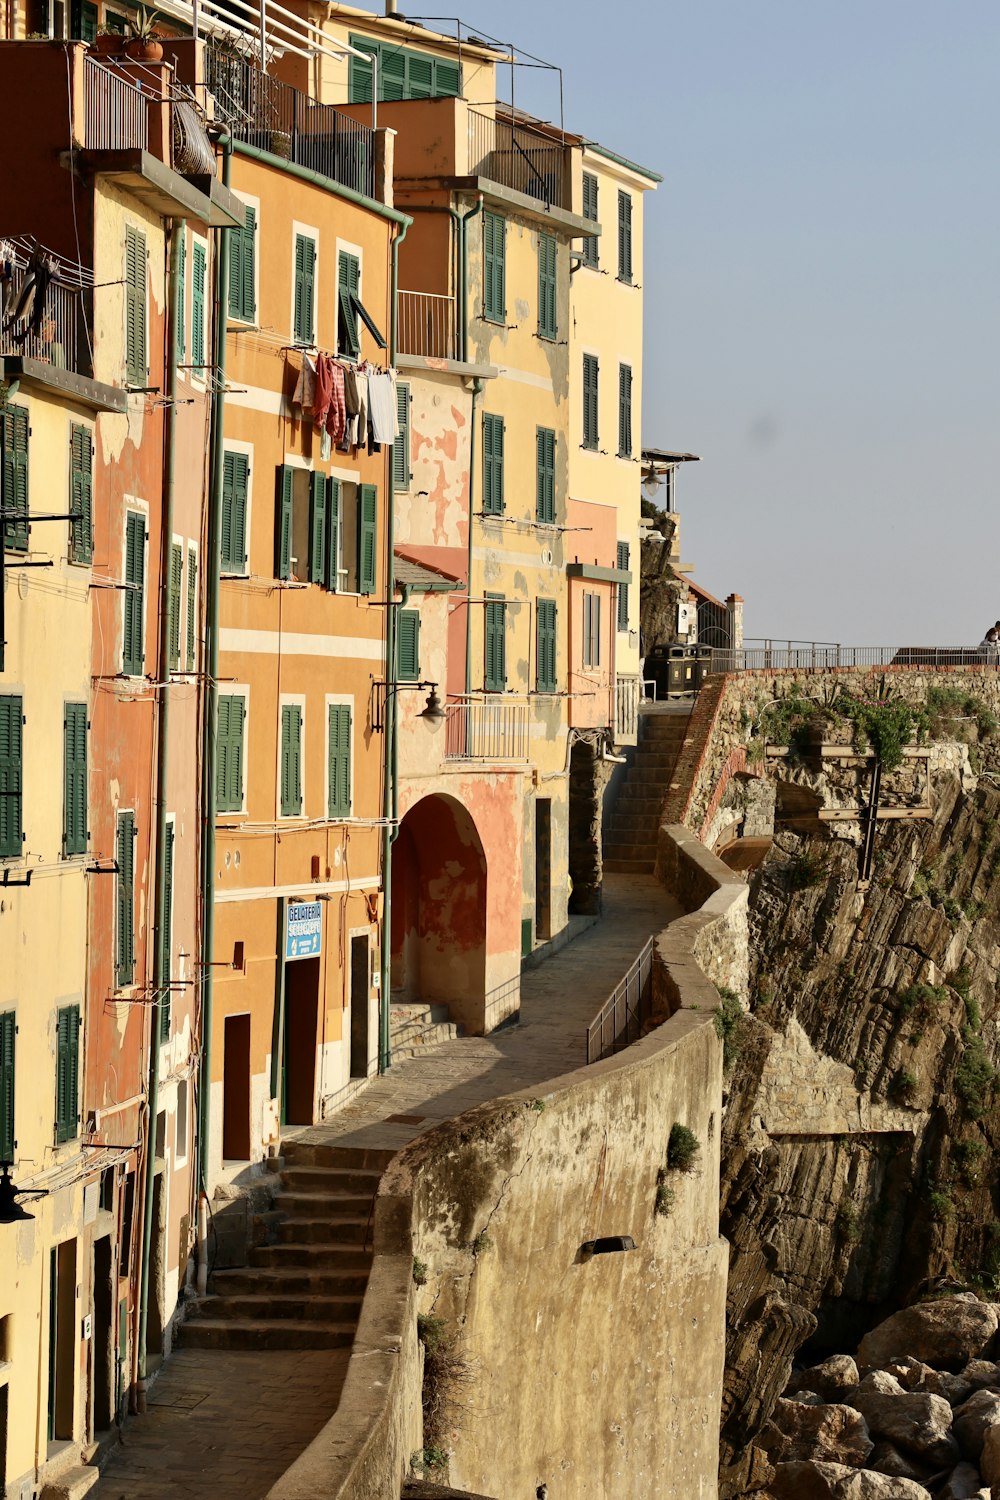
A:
[[278, 692, 307, 820], [217, 683, 250, 822], [228, 190, 261, 329], [184, 539, 199, 673], [221, 439, 253, 579], [122, 496, 149, 680], [583, 590, 602, 668], [291, 221, 320, 347], [324, 693, 354, 821]]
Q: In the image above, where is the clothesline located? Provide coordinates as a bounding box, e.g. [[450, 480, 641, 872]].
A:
[[292, 349, 399, 452], [3, 234, 94, 288], [231, 323, 395, 377]]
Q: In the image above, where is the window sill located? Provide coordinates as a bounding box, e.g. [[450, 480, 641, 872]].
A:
[[536, 331, 557, 343], [217, 812, 248, 824], [482, 314, 506, 327]]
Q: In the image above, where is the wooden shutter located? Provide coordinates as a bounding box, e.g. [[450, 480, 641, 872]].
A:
[[70, 424, 93, 563], [276, 465, 294, 580], [192, 242, 206, 369], [583, 355, 599, 450], [406, 50, 433, 98], [536, 428, 555, 523], [125, 226, 147, 385], [617, 190, 632, 283], [617, 541, 630, 632], [160, 822, 174, 1040], [221, 450, 248, 572], [0, 696, 23, 859], [116, 811, 135, 986], [309, 470, 326, 584], [328, 704, 351, 818], [358, 484, 377, 594], [123, 511, 145, 675], [434, 57, 461, 96], [381, 47, 407, 100], [393, 382, 410, 491], [324, 477, 340, 590], [186, 548, 197, 670], [582, 172, 599, 267], [176, 232, 186, 360], [216, 695, 245, 813], [0, 1011, 14, 1162], [281, 704, 302, 816], [537, 600, 556, 692], [63, 702, 87, 856], [485, 596, 505, 692], [2, 405, 29, 553], [397, 608, 420, 682], [483, 413, 504, 515], [229, 203, 256, 321], [294, 235, 315, 345], [338, 253, 360, 357], [538, 234, 557, 339], [484, 212, 505, 322], [348, 43, 374, 104], [56, 1004, 80, 1144], [168, 542, 182, 671], [618, 363, 633, 458]]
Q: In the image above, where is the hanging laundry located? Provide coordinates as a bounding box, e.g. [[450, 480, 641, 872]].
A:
[[326, 360, 346, 444], [386, 367, 400, 438], [353, 370, 369, 452], [367, 370, 396, 444], [292, 352, 317, 413], [3, 247, 55, 345], [312, 351, 333, 434]]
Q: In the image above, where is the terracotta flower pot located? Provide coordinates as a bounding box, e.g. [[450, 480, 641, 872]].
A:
[[126, 38, 163, 61]]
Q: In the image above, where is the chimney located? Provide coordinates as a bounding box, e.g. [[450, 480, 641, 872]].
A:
[[385, 0, 396, 13]]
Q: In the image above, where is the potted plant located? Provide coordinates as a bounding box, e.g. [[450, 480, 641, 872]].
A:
[[125, 7, 164, 61], [93, 24, 126, 55]]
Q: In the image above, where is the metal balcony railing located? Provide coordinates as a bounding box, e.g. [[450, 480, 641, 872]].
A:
[[396, 290, 457, 361], [0, 267, 86, 374], [711, 643, 1000, 673], [468, 109, 567, 208], [585, 937, 654, 1065], [614, 674, 640, 742], [206, 46, 373, 198], [84, 57, 150, 150], [444, 696, 530, 762]]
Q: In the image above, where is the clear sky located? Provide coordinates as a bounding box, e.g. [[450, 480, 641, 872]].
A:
[[439, 0, 1000, 645]]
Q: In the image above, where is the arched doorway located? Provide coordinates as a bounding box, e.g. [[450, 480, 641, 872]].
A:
[[391, 794, 488, 1033]]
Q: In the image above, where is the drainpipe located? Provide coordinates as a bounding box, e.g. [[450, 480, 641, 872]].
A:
[[196, 133, 233, 1294], [458, 194, 483, 364], [137, 215, 184, 1411], [464, 377, 484, 697], [378, 217, 409, 1075]]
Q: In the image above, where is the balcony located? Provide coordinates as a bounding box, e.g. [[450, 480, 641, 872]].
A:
[[467, 108, 569, 209], [205, 46, 374, 199], [614, 674, 640, 744], [84, 56, 150, 151], [445, 696, 529, 762], [396, 290, 458, 361], [1, 254, 87, 376]]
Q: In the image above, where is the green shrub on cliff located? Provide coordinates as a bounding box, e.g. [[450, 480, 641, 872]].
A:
[[840, 693, 915, 770], [956, 1038, 997, 1120], [787, 850, 830, 890], [667, 1123, 700, 1172], [714, 986, 745, 1073]]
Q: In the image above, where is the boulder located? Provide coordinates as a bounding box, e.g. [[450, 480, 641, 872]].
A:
[[850, 1389, 959, 1466], [857, 1370, 905, 1397], [924, 1368, 975, 1406], [770, 1460, 856, 1499], [836, 1474, 932, 1499], [858, 1298, 999, 1372], [953, 1390, 1000, 1461], [787, 1356, 861, 1404], [962, 1360, 1000, 1393], [766, 1398, 873, 1466], [978, 1422, 1000, 1489], [939, 1463, 988, 1500], [884, 1357, 936, 1391], [868, 1440, 935, 1481]]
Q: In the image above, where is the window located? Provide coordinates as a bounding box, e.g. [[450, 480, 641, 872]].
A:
[[293, 233, 316, 345], [582, 354, 599, 451], [337, 252, 360, 358], [397, 608, 420, 682], [328, 704, 352, 819], [0, 696, 22, 859], [116, 811, 136, 987], [393, 381, 410, 491], [176, 1077, 189, 1160], [186, 544, 198, 671], [324, 477, 340, 590], [618, 363, 633, 458], [221, 451, 249, 574], [483, 212, 506, 323], [123, 509, 145, 676], [167, 541, 182, 671], [0, 1011, 14, 1163], [216, 695, 245, 813], [191, 241, 206, 372], [617, 541, 630, 633], [71, 0, 97, 40], [280, 704, 303, 817], [1, 403, 29, 553], [175, 231, 186, 361], [582, 171, 599, 268], [69, 424, 93, 564], [125, 225, 147, 385], [535, 427, 555, 524], [312, 478, 376, 594], [308, 471, 327, 584], [358, 484, 377, 594], [228, 202, 256, 323], [55, 1004, 80, 1144], [348, 36, 461, 102], [485, 595, 506, 692], [159, 821, 173, 1041], [483, 413, 504, 516], [583, 592, 602, 667], [536, 599, 557, 693], [63, 702, 87, 856], [537, 233, 557, 339], [617, 190, 633, 284]]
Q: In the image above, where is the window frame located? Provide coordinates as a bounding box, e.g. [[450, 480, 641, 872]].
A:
[[616, 541, 630, 633], [55, 1003, 81, 1145], [122, 501, 148, 679], [221, 444, 251, 577], [115, 808, 136, 989], [292, 224, 319, 347], [1, 402, 30, 555], [617, 189, 633, 285], [583, 591, 602, 668], [216, 688, 249, 817], [484, 593, 506, 693], [581, 171, 599, 269], [396, 607, 420, 683], [68, 421, 94, 565], [535, 427, 556, 524], [618, 363, 633, 459], [482, 412, 505, 516], [167, 537, 183, 672], [124, 222, 147, 387], [228, 195, 259, 326], [279, 697, 305, 819], [0, 694, 24, 860], [536, 598, 557, 694], [483, 211, 506, 324], [537, 232, 557, 340], [326, 697, 353, 820], [189, 230, 209, 388], [337, 245, 362, 359], [393, 381, 411, 492], [185, 541, 198, 672], [63, 699, 88, 857], [582, 353, 599, 452]]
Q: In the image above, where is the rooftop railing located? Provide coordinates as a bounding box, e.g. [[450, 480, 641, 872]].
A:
[[711, 643, 1000, 673], [206, 46, 374, 198], [0, 268, 86, 375], [468, 108, 567, 209], [585, 937, 654, 1065], [444, 695, 530, 762], [84, 56, 150, 151], [396, 290, 457, 361]]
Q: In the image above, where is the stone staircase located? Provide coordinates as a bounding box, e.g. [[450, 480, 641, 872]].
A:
[[602, 708, 692, 874], [389, 999, 462, 1061], [178, 1140, 394, 1351]]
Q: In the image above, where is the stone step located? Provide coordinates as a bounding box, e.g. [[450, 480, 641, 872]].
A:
[[177, 1317, 355, 1351], [280, 1164, 383, 1194], [212, 1265, 370, 1298], [249, 1241, 373, 1270], [389, 1001, 451, 1029], [389, 1023, 460, 1060], [603, 840, 658, 861], [605, 811, 659, 833], [39, 1466, 100, 1500], [615, 790, 668, 808], [603, 856, 656, 874], [273, 1190, 375, 1217], [194, 1292, 364, 1322], [632, 753, 682, 771], [282, 1140, 396, 1172], [278, 1215, 371, 1245]]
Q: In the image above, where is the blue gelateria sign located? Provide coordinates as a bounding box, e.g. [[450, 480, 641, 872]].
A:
[[286, 900, 322, 961]]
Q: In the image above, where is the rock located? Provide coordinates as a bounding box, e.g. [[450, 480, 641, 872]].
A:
[[858, 1370, 905, 1397], [858, 1298, 999, 1372], [766, 1398, 873, 1466], [789, 1390, 826, 1405], [953, 1390, 1000, 1461], [868, 1440, 935, 1480], [962, 1360, 1000, 1393], [939, 1462, 988, 1500], [770, 1460, 933, 1499], [850, 1389, 960, 1466], [836, 1474, 932, 1499], [978, 1422, 1000, 1489], [884, 1356, 936, 1391], [787, 1356, 861, 1403], [924, 1368, 974, 1406]]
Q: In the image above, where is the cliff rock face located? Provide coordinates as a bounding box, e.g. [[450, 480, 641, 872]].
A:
[[720, 756, 1000, 1496]]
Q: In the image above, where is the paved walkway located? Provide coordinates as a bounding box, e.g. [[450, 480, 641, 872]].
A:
[[91, 873, 677, 1498]]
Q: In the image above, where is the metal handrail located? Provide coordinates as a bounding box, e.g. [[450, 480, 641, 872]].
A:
[[711, 645, 1000, 673], [467, 108, 567, 208], [396, 289, 457, 361], [84, 57, 150, 150], [0, 271, 84, 373], [444, 695, 530, 762], [585, 937, 654, 1065]]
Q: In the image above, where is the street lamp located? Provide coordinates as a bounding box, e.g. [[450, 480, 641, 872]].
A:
[[0, 1162, 47, 1225]]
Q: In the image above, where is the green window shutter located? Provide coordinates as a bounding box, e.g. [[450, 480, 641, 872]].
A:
[[168, 542, 182, 671], [483, 413, 504, 516], [0, 696, 23, 859], [538, 234, 557, 339], [160, 822, 174, 1040], [116, 811, 135, 987], [123, 510, 145, 676], [69, 425, 93, 564], [324, 477, 340, 590], [280, 704, 302, 816], [56, 1004, 80, 1144], [221, 450, 248, 573], [381, 48, 407, 100], [229, 203, 256, 322], [338, 253, 360, 358], [396, 608, 420, 682], [358, 484, 377, 595], [186, 548, 197, 671], [535, 427, 555, 524], [582, 172, 599, 268], [328, 704, 352, 818], [216, 694, 245, 813], [584, 592, 602, 667], [618, 363, 633, 458], [176, 233, 186, 361], [63, 702, 87, 857], [309, 470, 327, 584], [191, 242, 206, 370], [617, 541, 630, 632], [125, 226, 147, 386], [348, 45, 374, 104], [294, 234, 316, 345], [0, 1011, 14, 1163], [484, 212, 505, 323], [2, 404, 29, 554], [393, 382, 410, 492], [485, 596, 506, 692], [276, 465, 294, 580], [536, 599, 557, 693], [582, 355, 599, 450], [617, 190, 633, 283], [407, 51, 433, 97], [433, 58, 461, 96]]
